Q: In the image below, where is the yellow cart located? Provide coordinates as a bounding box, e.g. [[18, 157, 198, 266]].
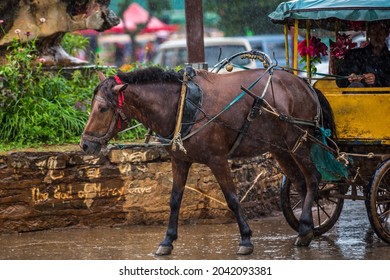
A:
[[269, 0, 390, 244]]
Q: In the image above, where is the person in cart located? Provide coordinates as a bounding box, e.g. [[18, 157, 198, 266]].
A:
[[336, 21, 390, 88]]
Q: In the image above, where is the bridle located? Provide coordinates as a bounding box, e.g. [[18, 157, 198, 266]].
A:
[[82, 76, 128, 145]]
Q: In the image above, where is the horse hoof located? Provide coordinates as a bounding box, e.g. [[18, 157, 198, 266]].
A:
[[237, 245, 254, 255], [294, 231, 313, 247], [155, 245, 173, 256]]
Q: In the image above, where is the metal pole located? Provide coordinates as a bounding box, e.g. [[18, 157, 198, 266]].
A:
[[185, 0, 207, 70], [284, 24, 290, 67], [293, 19, 299, 75], [306, 19, 311, 82]]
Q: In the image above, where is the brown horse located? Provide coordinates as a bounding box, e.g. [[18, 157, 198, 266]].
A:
[[80, 66, 335, 255]]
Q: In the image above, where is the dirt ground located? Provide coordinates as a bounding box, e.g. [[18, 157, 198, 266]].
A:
[[0, 144, 81, 155]]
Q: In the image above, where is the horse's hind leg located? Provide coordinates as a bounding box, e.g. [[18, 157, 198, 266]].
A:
[[156, 159, 192, 256], [290, 145, 321, 246], [273, 151, 307, 199], [208, 158, 253, 255], [273, 147, 320, 247]]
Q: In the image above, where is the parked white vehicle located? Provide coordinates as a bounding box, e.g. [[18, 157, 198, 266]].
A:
[[153, 37, 257, 72]]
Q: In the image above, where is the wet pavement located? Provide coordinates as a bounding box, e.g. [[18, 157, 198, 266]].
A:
[[0, 199, 389, 260]]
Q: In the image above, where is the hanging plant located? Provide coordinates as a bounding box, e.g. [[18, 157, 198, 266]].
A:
[[298, 36, 328, 73], [328, 33, 358, 74], [330, 33, 357, 59]]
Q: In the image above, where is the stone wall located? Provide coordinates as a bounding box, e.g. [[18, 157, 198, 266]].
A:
[[0, 145, 282, 233]]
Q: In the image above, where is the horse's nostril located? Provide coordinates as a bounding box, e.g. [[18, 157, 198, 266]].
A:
[[82, 143, 89, 152]]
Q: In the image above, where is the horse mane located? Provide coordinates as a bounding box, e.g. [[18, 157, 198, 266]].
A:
[[93, 67, 183, 108], [115, 67, 182, 85]]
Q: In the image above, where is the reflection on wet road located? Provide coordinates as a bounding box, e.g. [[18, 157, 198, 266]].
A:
[[0, 200, 389, 260]]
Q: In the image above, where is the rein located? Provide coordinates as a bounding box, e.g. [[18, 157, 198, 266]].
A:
[[277, 65, 349, 80]]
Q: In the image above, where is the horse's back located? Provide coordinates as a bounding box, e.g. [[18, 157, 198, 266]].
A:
[[195, 69, 318, 119]]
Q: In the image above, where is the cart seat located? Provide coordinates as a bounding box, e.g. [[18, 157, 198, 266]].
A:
[[314, 79, 390, 145]]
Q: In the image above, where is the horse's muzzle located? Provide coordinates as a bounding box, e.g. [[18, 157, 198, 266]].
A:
[[80, 139, 102, 155]]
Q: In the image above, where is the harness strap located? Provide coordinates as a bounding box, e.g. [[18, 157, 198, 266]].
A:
[[114, 75, 122, 84], [82, 112, 119, 144], [171, 68, 190, 154], [114, 75, 127, 129], [228, 71, 273, 157], [278, 114, 318, 127], [291, 130, 308, 153], [114, 76, 125, 107], [227, 96, 263, 158]]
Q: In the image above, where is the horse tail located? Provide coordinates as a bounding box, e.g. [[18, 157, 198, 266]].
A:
[[312, 89, 350, 182], [314, 88, 337, 139]]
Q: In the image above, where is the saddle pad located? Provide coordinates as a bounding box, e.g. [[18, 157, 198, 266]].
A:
[[180, 80, 202, 137], [156, 79, 202, 142]]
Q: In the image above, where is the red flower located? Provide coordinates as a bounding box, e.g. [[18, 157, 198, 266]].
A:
[[330, 33, 357, 59], [298, 40, 307, 56], [298, 36, 328, 59]]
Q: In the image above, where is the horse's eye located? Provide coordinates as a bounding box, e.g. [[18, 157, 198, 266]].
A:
[[100, 107, 109, 113]]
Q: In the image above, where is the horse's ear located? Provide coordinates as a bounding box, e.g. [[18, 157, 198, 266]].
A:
[[113, 84, 128, 93], [97, 71, 106, 82]]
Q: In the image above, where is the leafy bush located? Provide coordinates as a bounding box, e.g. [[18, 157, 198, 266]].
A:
[[0, 29, 150, 151], [0, 34, 113, 149], [61, 33, 90, 57]]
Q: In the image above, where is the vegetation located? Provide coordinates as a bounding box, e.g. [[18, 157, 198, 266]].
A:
[[61, 33, 90, 58], [0, 33, 145, 151]]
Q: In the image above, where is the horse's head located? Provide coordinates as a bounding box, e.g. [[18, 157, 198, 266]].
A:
[[80, 72, 128, 154]]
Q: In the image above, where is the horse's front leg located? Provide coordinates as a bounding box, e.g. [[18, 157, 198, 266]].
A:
[[209, 158, 253, 255], [155, 158, 192, 256]]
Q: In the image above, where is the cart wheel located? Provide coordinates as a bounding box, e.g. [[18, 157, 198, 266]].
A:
[[280, 176, 344, 236], [366, 159, 390, 244]]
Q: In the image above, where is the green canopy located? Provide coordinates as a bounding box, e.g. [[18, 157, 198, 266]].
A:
[[269, 0, 390, 30]]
